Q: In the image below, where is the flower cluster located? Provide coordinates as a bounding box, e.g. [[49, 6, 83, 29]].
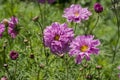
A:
[[43, 4, 102, 64], [63, 4, 92, 23], [0, 16, 19, 38]]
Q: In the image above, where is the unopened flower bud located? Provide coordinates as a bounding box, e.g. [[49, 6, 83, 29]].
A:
[[94, 3, 103, 13], [30, 54, 34, 59], [24, 39, 28, 43], [32, 16, 39, 22], [83, 64, 88, 68], [96, 65, 102, 70], [9, 51, 19, 60], [1, 19, 9, 26], [86, 75, 92, 79], [39, 64, 45, 69], [79, 68, 83, 71], [3, 64, 8, 68]]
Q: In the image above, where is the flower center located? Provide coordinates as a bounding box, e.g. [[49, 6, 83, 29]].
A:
[[74, 11, 79, 17], [80, 45, 88, 52], [54, 34, 60, 41]]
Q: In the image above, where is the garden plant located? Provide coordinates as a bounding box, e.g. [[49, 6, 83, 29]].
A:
[[0, 0, 120, 80]]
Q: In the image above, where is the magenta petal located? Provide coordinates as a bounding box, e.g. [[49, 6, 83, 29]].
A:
[[90, 48, 99, 54], [75, 54, 82, 64], [0, 23, 5, 38]]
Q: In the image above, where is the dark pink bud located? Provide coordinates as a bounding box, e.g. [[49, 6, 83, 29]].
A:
[[9, 51, 18, 60], [94, 3, 103, 13]]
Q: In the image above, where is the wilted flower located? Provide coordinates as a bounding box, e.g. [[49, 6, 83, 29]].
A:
[[38, 0, 55, 4], [43, 22, 74, 55], [69, 35, 100, 64], [8, 16, 19, 38], [63, 4, 92, 23], [94, 3, 103, 13], [9, 51, 19, 60], [0, 23, 5, 38]]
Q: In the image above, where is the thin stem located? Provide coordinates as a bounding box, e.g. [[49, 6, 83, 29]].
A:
[[14, 60, 18, 79], [5, 67, 12, 80], [111, 0, 120, 63], [3, 46, 6, 64], [89, 14, 99, 34], [37, 68, 41, 80], [64, 55, 68, 80], [11, 0, 14, 15]]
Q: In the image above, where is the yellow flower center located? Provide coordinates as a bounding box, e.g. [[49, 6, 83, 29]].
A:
[[74, 11, 79, 17], [54, 34, 60, 41], [80, 45, 88, 52]]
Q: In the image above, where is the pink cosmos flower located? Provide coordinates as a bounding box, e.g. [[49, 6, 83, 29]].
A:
[[63, 4, 92, 23], [43, 22, 74, 55], [0, 23, 5, 38], [8, 16, 18, 38], [69, 35, 100, 64]]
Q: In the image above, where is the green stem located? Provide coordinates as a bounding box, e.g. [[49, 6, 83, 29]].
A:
[[14, 60, 17, 79], [89, 14, 99, 34], [64, 55, 68, 80], [3, 46, 6, 64]]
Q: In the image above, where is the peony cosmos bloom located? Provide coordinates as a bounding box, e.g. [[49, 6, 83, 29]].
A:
[[94, 3, 103, 13], [0, 23, 5, 38], [8, 16, 18, 38], [43, 22, 74, 55], [69, 35, 100, 64], [9, 51, 19, 60], [63, 4, 92, 23]]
